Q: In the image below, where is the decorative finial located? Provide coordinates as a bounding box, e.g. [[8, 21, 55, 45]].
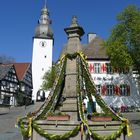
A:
[[41, 0, 49, 15], [44, 0, 47, 8], [71, 16, 78, 27]]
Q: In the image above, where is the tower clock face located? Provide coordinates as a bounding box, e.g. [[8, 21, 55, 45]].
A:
[[39, 41, 46, 47]]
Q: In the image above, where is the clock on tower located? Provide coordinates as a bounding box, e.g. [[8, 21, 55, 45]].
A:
[[32, 4, 53, 101], [39, 41, 47, 47]]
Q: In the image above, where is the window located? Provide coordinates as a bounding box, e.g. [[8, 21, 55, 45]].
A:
[[94, 63, 100, 73], [106, 85, 114, 96], [96, 85, 101, 94], [120, 85, 127, 96], [106, 63, 113, 74]]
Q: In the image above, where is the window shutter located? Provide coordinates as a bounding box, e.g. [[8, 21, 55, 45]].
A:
[[114, 85, 120, 95], [89, 63, 94, 73], [101, 85, 107, 96], [127, 85, 130, 96], [101, 63, 106, 73]]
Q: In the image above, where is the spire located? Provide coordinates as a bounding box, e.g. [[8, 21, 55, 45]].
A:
[[39, 4, 49, 24], [34, 1, 53, 38]]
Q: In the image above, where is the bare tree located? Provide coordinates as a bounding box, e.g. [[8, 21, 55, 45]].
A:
[[0, 55, 15, 64]]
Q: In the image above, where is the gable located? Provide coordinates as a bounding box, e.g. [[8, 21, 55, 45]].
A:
[[14, 63, 31, 81]]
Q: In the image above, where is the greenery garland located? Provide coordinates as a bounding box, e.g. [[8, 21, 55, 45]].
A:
[[65, 52, 79, 60], [80, 57, 120, 121], [36, 58, 67, 120], [33, 122, 80, 140], [77, 57, 84, 120], [19, 118, 30, 137], [90, 122, 126, 140], [77, 56, 92, 135], [19, 117, 126, 140], [18, 52, 130, 140], [31, 60, 66, 119]]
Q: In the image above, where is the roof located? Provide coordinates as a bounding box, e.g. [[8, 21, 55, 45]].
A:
[[60, 35, 109, 60], [35, 6, 53, 39], [82, 36, 109, 60], [13, 63, 31, 81], [0, 64, 13, 80]]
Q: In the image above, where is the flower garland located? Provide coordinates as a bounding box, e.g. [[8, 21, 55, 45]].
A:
[[36, 58, 67, 120], [32, 122, 80, 140], [90, 122, 126, 140], [19, 117, 31, 138], [32, 58, 66, 119], [18, 58, 67, 137], [76, 56, 92, 136], [18, 52, 132, 140], [80, 56, 120, 121]]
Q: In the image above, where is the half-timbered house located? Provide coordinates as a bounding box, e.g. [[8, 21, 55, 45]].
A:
[[14, 63, 33, 105], [0, 64, 19, 106]]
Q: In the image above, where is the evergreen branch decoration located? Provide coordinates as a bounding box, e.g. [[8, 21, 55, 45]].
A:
[[32, 60, 66, 119], [19, 118, 30, 137], [36, 58, 67, 120], [33, 122, 80, 140], [18, 52, 131, 140], [80, 56, 120, 121], [77, 56, 92, 136], [76, 57, 84, 121], [90, 122, 126, 140]]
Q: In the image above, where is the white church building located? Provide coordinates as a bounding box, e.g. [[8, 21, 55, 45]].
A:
[[32, 4, 53, 101]]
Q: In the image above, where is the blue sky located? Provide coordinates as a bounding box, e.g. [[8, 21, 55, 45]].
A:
[[0, 0, 140, 62]]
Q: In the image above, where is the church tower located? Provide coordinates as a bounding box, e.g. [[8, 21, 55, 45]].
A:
[[32, 4, 53, 101]]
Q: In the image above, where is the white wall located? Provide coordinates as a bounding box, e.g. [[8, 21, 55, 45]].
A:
[[32, 38, 53, 100], [87, 60, 140, 107]]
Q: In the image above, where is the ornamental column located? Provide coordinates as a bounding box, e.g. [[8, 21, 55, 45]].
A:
[[63, 16, 84, 98]]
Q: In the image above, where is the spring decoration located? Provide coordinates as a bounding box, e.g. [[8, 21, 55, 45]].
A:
[[18, 52, 132, 140]]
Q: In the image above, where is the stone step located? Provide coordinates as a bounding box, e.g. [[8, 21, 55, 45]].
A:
[[60, 103, 78, 112], [63, 98, 77, 104], [59, 98, 78, 111]]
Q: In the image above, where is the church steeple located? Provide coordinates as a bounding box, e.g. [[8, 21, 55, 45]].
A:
[[32, 1, 53, 101], [35, 2, 53, 39]]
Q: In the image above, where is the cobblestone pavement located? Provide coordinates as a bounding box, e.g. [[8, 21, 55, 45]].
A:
[[0, 102, 42, 140], [0, 104, 140, 140]]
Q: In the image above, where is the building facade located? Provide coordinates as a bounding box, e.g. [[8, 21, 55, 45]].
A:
[[14, 63, 32, 105], [0, 64, 19, 106], [0, 63, 33, 106], [83, 34, 140, 108]]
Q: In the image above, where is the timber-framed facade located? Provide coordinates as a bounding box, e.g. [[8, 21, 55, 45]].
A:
[[0, 63, 33, 106], [0, 64, 19, 106]]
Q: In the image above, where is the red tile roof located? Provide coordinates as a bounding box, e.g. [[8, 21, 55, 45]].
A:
[[13, 63, 31, 81]]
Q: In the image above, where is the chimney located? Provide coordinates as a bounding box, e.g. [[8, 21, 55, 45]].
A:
[[88, 33, 96, 43]]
